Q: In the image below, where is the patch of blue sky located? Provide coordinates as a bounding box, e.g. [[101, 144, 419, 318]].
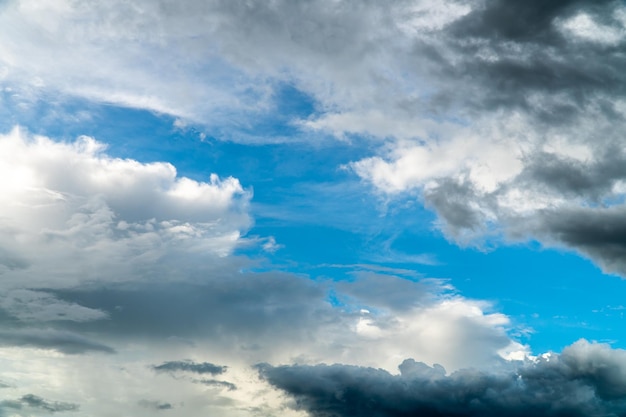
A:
[[4, 82, 625, 358], [406, 235, 626, 354]]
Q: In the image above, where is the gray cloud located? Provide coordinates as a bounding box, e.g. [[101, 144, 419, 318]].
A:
[[423, 178, 491, 234], [197, 379, 237, 391], [519, 149, 626, 199], [529, 206, 626, 275], [442, 0, 625, 117], [0, 290, 109, 323], [336, 273, 449, 313], [138, 400, 174, 411], [152, 360, 227, 376], [48, 271, 332, 344], [0, 400, 22, 411], [259, 339, 626, 417], [0, 328, 115, 354], [451, 0, 616, 42], [339, 0, 626, 275], [39, 270, 519, 372], [19, 394, 79, 413]]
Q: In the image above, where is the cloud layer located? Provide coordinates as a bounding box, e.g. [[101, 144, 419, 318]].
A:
[[0, 126, 526, 415], [261, 339, 626, 417], [2, 1, 626, 416], [3, 0, 625, 274]]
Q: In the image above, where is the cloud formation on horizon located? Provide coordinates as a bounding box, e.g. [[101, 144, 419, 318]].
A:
[[261, 339, 626, 417]]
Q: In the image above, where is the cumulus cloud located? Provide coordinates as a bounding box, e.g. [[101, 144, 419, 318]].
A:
[[260, 339, 626, 417], [348, 0, 626, 274], [3, 2, 619, 414], [0, 127, 251, 289], [0, 126, 254, 356]]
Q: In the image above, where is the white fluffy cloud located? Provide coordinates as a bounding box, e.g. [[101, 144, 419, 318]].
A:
[[0, 127, 251, 289]]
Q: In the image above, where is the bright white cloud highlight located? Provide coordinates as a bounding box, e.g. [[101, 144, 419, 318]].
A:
[[0, 127, 251, 287]]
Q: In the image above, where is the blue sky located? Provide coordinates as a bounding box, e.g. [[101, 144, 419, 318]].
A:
[[2, 1, 626, 416]]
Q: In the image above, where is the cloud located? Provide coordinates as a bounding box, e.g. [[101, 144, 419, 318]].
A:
[[0, 127, 251, 289], [349, 0, 626, 273], [335, 273, 449, 313], [4, 4, 616, 414], [0, 328, 115, 354], [19, 394, 79, 413], [526, 206, 626, 275], [138, 400, 174, 411], [1, 395, 79, 415], [3, 0, 625, 275], [152, 360, 227, 375], [45, 272, 525, 372], [197, 379, 237, 391], [0, 289, 108, 322], [260, 339, 626, 417]]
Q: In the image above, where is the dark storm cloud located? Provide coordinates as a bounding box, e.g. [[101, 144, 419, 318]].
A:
[[518, 147, 626, 198], [0, 328, 115, 354], [259, 340, 626, 417], [451, 0, 615, 41], [530, 206, 626, 275], [432, 0, 626, 119], [152, 360, 227, 376]]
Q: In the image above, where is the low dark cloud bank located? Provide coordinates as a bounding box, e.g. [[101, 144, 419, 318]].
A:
[[260, 340, 626, 417]]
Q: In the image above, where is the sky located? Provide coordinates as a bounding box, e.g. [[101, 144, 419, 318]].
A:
[[1, 0, 626, 416]]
